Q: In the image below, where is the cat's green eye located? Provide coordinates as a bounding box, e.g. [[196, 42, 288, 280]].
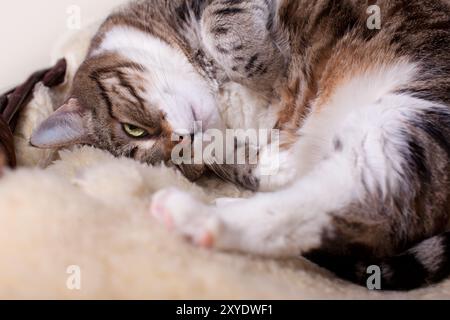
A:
[[123, 124, 148, 138]]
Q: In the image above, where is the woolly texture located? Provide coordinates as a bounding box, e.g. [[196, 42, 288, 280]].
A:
[[1, 24, 449, 299]]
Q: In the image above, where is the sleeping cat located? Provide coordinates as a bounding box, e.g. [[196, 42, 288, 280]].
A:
[[31, 0, 450, 290]]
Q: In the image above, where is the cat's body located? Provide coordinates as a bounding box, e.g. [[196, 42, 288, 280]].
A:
[[31, 0, 450, 290]]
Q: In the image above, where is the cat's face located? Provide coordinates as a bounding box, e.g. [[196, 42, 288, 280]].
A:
[[31, 52, 220, 174]]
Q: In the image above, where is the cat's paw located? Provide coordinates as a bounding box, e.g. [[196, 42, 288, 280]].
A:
[[150, 188, 222, 248], [254, 147, 297, 192]]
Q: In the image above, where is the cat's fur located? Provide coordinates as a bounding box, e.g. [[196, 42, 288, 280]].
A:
[[31, 0, 450, 290]]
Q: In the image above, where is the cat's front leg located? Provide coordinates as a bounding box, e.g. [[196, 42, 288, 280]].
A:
[[150, 149, 357, 257], [200, 0, 286, 94], [149, 183, 330, 257]]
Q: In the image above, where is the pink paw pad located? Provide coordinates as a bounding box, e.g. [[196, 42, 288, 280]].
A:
[[198, 231, 215, 248], [150, 193, 174, 230]]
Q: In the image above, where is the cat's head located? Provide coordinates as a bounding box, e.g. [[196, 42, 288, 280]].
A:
[[31, 52, 220, 172]]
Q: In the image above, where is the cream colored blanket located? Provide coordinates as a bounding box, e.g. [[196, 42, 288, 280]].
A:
[[1, 25, 449, 299]]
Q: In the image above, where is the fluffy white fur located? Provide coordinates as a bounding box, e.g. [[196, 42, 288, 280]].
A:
[[1, 23, 450, 299]]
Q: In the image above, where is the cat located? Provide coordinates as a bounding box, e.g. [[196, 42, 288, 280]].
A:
[[30, 0, 450, 290]]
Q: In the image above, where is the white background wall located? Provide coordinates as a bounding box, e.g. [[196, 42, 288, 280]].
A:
[[0, 0, 128, 91]]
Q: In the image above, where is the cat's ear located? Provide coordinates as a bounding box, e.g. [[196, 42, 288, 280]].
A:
[[30, 98, 90, 149]]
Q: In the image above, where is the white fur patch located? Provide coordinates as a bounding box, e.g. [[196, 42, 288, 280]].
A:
[[92, 26, 221, 133], [290, 61, 424, 193]]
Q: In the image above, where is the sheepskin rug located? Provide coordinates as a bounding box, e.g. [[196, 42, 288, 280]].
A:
[[1, 24, 450, 300]]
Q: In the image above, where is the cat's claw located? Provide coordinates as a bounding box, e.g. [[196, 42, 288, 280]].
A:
[[150, 188, 221, 248]]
